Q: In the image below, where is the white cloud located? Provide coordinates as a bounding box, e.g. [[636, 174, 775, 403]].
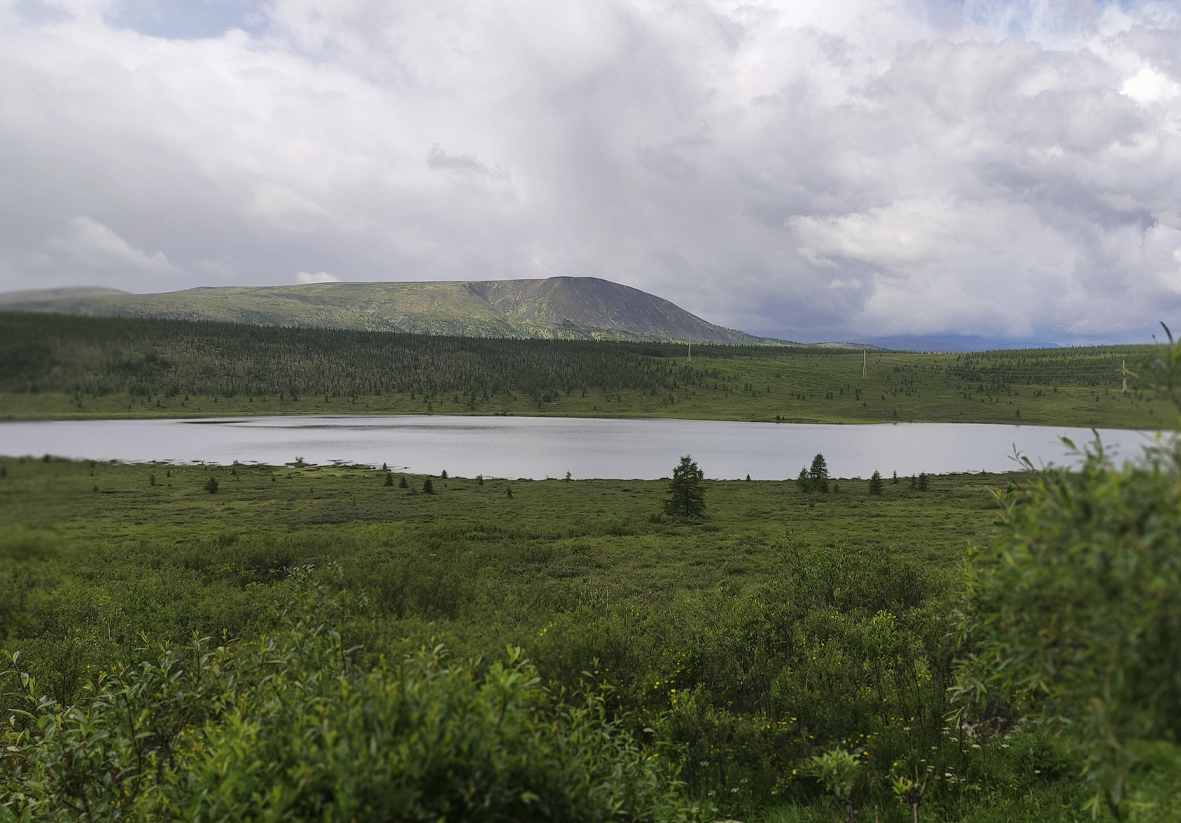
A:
[[296, 271, 339, 284], [0, 0, 1179, 341], [46, 216, 172, 274], [1121, 67, 1181, 104]]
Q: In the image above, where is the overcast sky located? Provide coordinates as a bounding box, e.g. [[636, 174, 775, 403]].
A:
[[1, 0, 1179, 343]]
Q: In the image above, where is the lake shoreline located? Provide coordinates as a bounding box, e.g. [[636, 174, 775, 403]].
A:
[[0, 414, 1163, 480], [0, 393, 1158, 430]]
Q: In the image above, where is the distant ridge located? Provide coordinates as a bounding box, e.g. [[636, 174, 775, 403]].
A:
[[0, 277, 787, 345]]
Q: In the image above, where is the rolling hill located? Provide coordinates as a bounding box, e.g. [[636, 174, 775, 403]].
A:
[[0, 278, 781, 344]]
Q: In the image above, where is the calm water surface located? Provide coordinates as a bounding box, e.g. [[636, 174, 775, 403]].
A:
[[0, 415, 1164, 479]]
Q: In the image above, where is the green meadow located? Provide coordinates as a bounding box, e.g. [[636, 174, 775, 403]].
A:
[[2, 456, 1178, 820]]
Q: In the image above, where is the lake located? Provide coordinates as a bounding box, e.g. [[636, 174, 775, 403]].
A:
[[0, 415, 1164, 479]]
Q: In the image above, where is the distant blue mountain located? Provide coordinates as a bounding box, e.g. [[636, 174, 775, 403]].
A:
[[747, 330, 1092, 352]]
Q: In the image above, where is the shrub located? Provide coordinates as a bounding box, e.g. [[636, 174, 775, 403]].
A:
[[203, 477, 219, 494], [954, 328, 1181, 816], [1, 583, 705, 823], [953, 438, 1181, 816]]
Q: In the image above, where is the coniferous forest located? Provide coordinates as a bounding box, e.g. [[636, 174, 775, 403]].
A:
[[0, 311, 1164, 428]]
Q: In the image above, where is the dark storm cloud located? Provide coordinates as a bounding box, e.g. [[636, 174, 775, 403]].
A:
[[0, 0, 1179, 343]]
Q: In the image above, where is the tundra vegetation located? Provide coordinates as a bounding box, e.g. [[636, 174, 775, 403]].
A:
[[0, 311, 1164, 428], [2, 449, 1179, 820], [1, 316, 1179, 821]]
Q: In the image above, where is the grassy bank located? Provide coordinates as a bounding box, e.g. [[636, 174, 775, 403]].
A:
[[3, 455, 1178, 820]]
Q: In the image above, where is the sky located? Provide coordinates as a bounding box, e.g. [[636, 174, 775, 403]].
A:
[[1, 0, 1179, 344]]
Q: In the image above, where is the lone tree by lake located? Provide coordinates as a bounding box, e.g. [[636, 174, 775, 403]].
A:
[[810, 453, 829, 493], [665, 455, 705, 518], [869, 470, 883, 495]]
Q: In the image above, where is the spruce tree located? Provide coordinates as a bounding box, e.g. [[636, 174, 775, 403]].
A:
[[664, 456, 705, 518], [796, 467, 810, 492], [810, 453, 829, 493], [869, 470, 883, 495]]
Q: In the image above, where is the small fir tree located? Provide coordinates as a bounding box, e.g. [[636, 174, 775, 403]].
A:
[[664, 456, 705, 518], [810, 453, 829, 493], [422, 478, 434, 494], [869, 470, 883, 495]]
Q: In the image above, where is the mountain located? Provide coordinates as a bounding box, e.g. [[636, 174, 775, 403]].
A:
[[0, 277, 783, 344], [747, 329, 1062, 352]]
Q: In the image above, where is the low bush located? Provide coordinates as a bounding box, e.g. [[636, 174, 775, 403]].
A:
[[1, 579, 704, 823]]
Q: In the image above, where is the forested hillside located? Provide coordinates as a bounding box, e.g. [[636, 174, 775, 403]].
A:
[[0, 311, 1163, 427]]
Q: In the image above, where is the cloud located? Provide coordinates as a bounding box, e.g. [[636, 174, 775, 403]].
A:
[[1122, 67, 1181, 104], [0, 0, 1179, 342], [46, 216, 173, 274], [296, 271, 339, 284], [427, 145, 509, 180]]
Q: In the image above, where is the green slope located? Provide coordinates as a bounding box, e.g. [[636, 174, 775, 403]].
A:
[[0, 277, 776, 344]]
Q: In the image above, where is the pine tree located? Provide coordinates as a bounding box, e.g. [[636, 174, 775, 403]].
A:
[[810, 453, 829, 493], [664, 456, 705, 518], [869, 470, 883, 495], [796, 467, 810, 492]]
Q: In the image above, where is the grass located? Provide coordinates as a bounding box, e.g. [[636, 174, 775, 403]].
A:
[[3, 455, 1179, 821]]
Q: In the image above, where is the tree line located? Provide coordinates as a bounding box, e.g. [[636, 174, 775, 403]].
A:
[[0, 312, 761, 405]]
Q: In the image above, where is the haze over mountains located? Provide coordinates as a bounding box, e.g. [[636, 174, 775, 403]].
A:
[[0, 277, 779, 345]]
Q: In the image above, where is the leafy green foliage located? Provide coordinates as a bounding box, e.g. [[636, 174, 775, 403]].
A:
[[1, 580, 703, 823], [953, 328, 1181, 817], [664, 456, 705, 518], [954, 439, 1181, 815], [807, 748, 861, 823]]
